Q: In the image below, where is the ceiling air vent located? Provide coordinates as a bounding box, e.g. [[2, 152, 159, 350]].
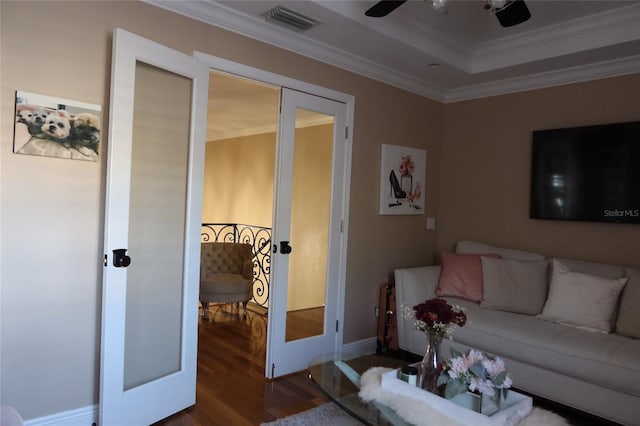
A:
[[262, 5, 320, 31]]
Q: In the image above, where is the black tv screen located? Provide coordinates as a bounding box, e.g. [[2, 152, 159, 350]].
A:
[[530, 121, 640, 224]]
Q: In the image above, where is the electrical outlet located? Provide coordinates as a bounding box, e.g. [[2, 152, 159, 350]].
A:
[[374, 306, 379, 317]]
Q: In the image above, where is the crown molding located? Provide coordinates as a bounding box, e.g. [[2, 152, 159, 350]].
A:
[[208, 115, 334, 142], [445, 54, 640, 103], [313, 0, 472, 72], [148, 0, 447, 101], [208, 124, 277, 142], [472, 3, 640, 72], [149, 1, 639, 104]]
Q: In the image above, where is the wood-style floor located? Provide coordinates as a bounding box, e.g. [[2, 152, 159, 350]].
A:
[[154, 304, 329, 426]]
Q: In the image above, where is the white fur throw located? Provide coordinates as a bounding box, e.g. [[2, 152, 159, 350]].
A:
[[358, 367, 569, 426]]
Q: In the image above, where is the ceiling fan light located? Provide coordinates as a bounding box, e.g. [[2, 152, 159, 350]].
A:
[[489, 0, 509, 9], [431, 0, 448, 10], [495, 0, 531, 27]]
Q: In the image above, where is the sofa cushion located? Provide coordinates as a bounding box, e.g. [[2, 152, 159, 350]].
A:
[[439, 302, 640, 398], [616, 267, 640, 339], [436, 252, 500, 302], [538, 260, 627, 333], [456, 241, 545, 262], [201, 273, 252, 294], [554, 257, 625, 279], [481, 257, 548, 315]]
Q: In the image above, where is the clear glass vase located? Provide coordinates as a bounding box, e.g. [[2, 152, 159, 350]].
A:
[[419, 330, 444, 393]]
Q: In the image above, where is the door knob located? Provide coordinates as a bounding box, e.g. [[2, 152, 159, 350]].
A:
[[279, 241, 292, 254], [113, 248, 131, 267]]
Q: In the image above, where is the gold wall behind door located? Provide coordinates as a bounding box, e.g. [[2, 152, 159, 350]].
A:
[[285, 110, 334, 341]]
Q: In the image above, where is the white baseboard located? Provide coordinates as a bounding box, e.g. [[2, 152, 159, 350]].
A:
[[21, 338, 377, 426], [342, 336, 377, 355], [24, 405, 97, 426]]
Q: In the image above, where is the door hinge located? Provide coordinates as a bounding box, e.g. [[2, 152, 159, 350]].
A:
[[104, 254, 107, 267], [271, 363, 275, 377], [340, 220, 344, 233], [345, 126, 349, 139], [335, 320, 339, 332]]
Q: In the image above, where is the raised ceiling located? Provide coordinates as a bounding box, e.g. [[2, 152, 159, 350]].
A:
[[152, 0, 640, 103]]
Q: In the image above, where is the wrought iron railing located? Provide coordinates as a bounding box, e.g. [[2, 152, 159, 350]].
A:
[[201, 223, 271, 307]]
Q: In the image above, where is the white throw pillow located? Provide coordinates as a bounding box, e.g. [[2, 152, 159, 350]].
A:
[[481, 257, 549, 315], [537, 260, 628, 333]]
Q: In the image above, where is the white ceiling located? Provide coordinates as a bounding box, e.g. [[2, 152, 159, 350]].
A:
[[153, 0, 640, 103], [207, 72, 280, 141], [150, 0, 640, 140]]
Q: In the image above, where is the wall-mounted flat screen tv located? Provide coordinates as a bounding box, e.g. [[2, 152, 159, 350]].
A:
[[530, 121, 640, 224]]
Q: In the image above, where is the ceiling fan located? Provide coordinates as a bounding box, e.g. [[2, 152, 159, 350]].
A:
[[365, 0, 532, 28]]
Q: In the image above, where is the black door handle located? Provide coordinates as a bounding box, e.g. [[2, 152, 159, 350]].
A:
[[279, 241, 292, 254], [113, 248, 131, 267]]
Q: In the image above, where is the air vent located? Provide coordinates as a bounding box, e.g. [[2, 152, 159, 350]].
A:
[[262, 5, 320, 31]]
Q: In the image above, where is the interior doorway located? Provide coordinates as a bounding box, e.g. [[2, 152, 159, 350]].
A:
[[195, 51, 353, 379], [202, 71, 279, 313], [200, 71, 329, 367]]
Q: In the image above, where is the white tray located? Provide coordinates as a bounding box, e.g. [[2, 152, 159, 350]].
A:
[[380, 369, 532, 426]]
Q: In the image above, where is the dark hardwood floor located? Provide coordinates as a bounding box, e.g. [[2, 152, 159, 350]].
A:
[[285, 306, 324, 341], [154, 304, 329, 426]]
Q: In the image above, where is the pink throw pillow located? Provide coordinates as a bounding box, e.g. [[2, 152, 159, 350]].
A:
[[436, 252, 501, 302]]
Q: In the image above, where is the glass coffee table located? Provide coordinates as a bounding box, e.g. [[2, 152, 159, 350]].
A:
[[308, 353, 414, 426]]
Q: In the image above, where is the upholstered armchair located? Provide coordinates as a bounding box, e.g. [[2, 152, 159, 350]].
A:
[[200, 242, 254, 318]]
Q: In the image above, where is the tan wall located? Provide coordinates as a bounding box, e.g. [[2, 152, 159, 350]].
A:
[[203, 133, 276, 227], [288, 125, 333, 311], [203, 125, 333, 311], [1, 1, 441, 419], [437, 74, 640, 268]]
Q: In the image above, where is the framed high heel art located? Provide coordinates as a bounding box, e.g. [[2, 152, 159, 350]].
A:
[[379, 144, 426, 215]]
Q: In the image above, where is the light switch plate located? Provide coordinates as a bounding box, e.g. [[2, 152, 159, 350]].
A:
[[426, 217, 436, 230]]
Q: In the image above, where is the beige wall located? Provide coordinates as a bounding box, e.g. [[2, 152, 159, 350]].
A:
[[437, 74, 640, 268], [288, 124, 333, 311], [203, 133, 276, 227], [203, 125, 333, 311], [1, 1, 441, 419]]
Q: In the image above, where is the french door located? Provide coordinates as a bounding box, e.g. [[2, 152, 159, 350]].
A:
[[99, 29, 208, 425], [266, 88, 348, 378]]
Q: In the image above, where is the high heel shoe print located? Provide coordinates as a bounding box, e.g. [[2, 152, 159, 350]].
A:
[[389, 170, 406, 199]]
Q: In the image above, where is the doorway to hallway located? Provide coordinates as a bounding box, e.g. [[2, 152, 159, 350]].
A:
[[200, 70, 334, 372]]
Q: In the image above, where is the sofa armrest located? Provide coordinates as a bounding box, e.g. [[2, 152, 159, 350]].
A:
[[394, 265, 441, 353]]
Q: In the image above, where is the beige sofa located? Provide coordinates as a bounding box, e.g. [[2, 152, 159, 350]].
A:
[[395, 241, 640, 425]]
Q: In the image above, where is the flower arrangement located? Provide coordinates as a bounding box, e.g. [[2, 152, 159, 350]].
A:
[[399, 155, 415, 176], [406, 182, 422, 206], [437, 348, 513, 400], [402, 298, 467, 337]]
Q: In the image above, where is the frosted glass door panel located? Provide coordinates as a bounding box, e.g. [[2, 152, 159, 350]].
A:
[[123, 62, 191, 390]]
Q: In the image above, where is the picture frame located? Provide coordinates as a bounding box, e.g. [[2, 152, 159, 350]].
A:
[[13, 90, 102, 162], [379, 144, 426, 215]]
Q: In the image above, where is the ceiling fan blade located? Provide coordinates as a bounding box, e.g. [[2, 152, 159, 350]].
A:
[[495, 0, 531, 27], [365, 0, 408, 17]]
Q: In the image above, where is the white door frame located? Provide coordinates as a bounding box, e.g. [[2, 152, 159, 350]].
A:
[[194, 52, 354, 376], [269, 88, 347, 377]]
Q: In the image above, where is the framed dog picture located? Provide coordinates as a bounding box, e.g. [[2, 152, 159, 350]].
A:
[[13, 90, 102, 162], [379, 144, 426, 215]]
